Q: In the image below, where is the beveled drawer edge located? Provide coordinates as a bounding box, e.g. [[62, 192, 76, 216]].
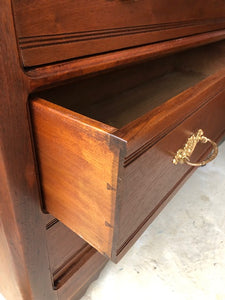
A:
[[31, 98, 116, 134], [116, 71, 225, 164]]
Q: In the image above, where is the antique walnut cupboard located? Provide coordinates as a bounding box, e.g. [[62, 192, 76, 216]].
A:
[[0, 0, 225, 299]]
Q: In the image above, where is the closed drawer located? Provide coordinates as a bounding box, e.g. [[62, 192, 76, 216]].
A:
[[30, 42, 225, 262], [13, 0, 225, 66], [46, 219, 107, 290]]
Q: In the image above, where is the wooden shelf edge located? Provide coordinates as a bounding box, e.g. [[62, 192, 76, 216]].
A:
[[26, 29, 225, 92]]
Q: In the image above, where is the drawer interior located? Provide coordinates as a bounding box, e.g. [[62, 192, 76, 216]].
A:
[[36, 41, 225, 129]]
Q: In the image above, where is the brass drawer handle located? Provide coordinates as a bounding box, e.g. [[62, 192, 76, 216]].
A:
[[173, 129, 218, 167]]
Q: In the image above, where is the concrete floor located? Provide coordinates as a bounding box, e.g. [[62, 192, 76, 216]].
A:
[[81, 140, 225, 300]]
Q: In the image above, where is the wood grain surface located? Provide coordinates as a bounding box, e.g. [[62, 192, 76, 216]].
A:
[[31, 98, 126, 258], [2, 0, 225, 297], [12, 0, 225, 66], [30, 41, 225, 261], [0, 1, 56, 299], [0, 2, 108, 299], [27, 29, 225, 93], [117, 91, 225, 260]]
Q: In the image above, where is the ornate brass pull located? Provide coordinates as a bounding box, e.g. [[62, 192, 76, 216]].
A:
[[173, 129, 218, 167]]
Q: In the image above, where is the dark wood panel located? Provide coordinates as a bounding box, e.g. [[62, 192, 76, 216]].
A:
[[13, 0, 225, 66], [0, 1, 57, 299], [115, 126, 225, 261], [117, 91, 225, 259]]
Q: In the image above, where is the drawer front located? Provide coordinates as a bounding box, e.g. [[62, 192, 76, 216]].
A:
[[116, 91, 225, 260], [31, 73, 225, 262], [13, 0, 225, 66]]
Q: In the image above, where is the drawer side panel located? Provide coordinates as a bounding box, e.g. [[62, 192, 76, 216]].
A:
[[30, 99, 125, 258]]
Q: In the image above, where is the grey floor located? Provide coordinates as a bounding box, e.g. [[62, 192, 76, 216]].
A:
[[81, 140, 225, 300]]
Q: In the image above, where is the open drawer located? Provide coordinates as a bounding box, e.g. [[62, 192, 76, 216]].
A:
[[30, 41, 225, 262]]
